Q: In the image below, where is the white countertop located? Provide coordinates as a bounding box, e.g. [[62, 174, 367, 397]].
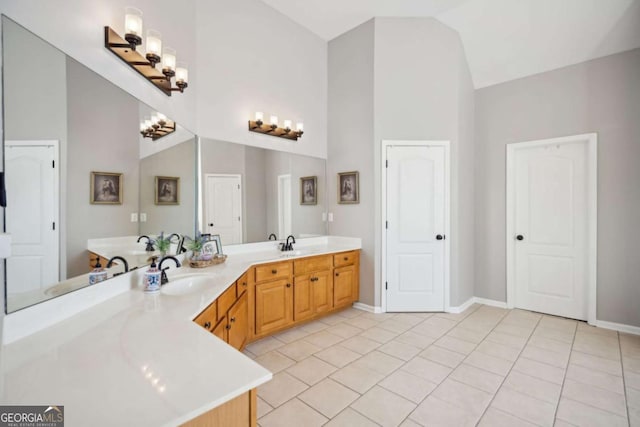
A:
[[0, 236, 362, 426]]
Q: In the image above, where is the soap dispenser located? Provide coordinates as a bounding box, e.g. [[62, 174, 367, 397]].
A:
[[89, 257, 108, 285], [143, 256, 161, 292]]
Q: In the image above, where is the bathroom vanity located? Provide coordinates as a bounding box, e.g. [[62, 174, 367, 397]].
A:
[[0, 237, 361, 426]]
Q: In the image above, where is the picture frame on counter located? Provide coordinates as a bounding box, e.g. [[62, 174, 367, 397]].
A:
[[90, 171, 123, 204]]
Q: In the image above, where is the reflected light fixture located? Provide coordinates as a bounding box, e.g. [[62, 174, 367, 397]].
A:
[[140, 113, 176, 140], [248, 112, 304, 141], [104, 7, 189, 96]]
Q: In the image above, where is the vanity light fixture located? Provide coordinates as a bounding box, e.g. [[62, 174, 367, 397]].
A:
[[104, 8, 189, 96], [248, 112, 304, 141], [140, 113, 176, 140]]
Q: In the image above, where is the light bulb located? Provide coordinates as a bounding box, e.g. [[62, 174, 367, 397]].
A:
[[255, 112, 264, 122], [283, 120, 292, 130], [270, 116, 278, 126], [296, 122, 304, 132]]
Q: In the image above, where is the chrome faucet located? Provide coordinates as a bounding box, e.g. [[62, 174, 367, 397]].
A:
[[106, 256, 129, 276], [137, 235, 154, 252], [158, 256, 181, 285], [280, 235, 296, 251]]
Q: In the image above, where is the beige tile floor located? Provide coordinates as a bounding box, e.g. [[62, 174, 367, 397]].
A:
[[243, 304, 640, 426]]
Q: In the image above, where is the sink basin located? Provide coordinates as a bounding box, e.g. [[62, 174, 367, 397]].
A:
[[279, 250, 307, 258], [161, 274, 212, 296]]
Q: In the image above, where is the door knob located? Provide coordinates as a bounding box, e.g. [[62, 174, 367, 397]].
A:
[[208, 223, 214, 227], [436, 234, 445, 240], [516, 235, 524, 241]]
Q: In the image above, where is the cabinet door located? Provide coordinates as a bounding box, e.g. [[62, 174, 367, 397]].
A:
[[237, 271, 249, 297], [228, 292, 249, 350], [334, 265, 356, 307], [255, 278, 293, 335], [313, 270, 333, 314], [194, 301, 218, 331], [293, 275, 313, 322], [212, 317, 228, 342]]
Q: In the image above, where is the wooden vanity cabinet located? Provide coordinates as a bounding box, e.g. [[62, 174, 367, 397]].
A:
[[255, 278, 293, 336], [293, 255, 333, 322], [333, 251, 360, 308]]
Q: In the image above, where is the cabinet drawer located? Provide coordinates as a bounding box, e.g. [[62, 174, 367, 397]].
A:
[[194, 301, 218, 331], [334, 251, 358, 268], [236, 271, 249, 296], [255, 261, 291, 282], [217, 282, 238, 321], [294, 255, 332, 275]]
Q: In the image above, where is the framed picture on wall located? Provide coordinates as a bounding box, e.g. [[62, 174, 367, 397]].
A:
[[155, 176, 180, 205], [338, 171, 359, 204], [90, 171, 122, 204], [300, 176, 317, 205]]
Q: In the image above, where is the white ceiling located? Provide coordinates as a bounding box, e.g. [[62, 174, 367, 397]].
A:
[[260, 0, 640, 88]]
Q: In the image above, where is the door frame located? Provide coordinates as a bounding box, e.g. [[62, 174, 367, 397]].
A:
[[506, 133, 597, 324], [204, 173, 243, 243], [381, 140, 451, 313]]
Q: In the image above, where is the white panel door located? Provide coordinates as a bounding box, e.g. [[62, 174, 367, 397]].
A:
[[205, 174, 242, 245], [514, 141, 588, 320], [386, 145, 446, 312], [5, 141, 59, 294]]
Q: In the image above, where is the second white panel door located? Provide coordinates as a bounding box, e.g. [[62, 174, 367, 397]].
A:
[[205, 174, 242, 245], [386, 145, 446, 312]]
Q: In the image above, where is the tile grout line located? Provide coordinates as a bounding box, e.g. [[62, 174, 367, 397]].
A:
[[471, 312, 543, 426], [551, 319, 579, 424], [618, 331, 632, 423]]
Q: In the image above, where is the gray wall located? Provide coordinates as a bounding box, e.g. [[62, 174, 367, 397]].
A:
[[244, 146, 268, 242], [327, 20, 376, 305], [328, 18, 475, 308], [475, 48, 640, 327], [139, 139, 196, 238], [3, 17, 68, 278], [66, 57, 139, 277]]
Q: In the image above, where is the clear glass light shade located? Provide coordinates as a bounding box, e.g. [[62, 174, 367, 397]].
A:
[[175, 63, 189, 83], [146, 30, 162, 57], [270, 116, 278, 126], [162, 47, 176, 71], [157, 113, 167, 122], [151, 114, 159, 123], [255, 112, 264, 122], [283, 120, 292, 130], [296, 122, 304, 132], [124, 7, 143, 36], [144, 119, 153, 129]]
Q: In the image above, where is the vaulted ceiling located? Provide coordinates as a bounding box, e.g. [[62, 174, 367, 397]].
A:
[[260, 0, 640, 88]]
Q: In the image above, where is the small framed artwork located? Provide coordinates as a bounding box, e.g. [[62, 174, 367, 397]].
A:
[[155, 176, 180, 205], [300, 176, 317, 205], [90, 171, 123, 204], [338, 171, 359, 204]]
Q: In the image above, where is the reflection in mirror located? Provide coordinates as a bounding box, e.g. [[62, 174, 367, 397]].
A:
[[2, 16, 197, 313], [200, 139, 326, 245]]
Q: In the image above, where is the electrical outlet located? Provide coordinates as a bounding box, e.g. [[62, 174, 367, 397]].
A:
[[140, 213, 147, 222], [130, 213, 138, 222], [328, 212, 334, 222]]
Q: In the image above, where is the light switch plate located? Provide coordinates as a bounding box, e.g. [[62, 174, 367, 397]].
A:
[[130, 213, 138, 222], [140, 213, 147, 222], [328, 212, 334, 222]]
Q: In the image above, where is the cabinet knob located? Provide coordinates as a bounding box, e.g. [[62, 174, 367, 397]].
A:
[[242, 281, 247, 287], [204, 322, 211, 329], [230, 317, 236, 323], [343, 257, 348, 261], [286, 283, 291, 288], [272, 269, 277, 274], [225, 324, 231, 330], [335, 272, 340, 277]]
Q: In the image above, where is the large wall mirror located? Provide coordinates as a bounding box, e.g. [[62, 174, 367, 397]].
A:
[[2, 16, 327, 314]]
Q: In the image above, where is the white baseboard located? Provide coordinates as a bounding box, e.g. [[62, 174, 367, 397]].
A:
[[352, 302, 383, 314], [595, 320, 640, 336], [447, 297, 475, 314], [473, 297, 508, 309]]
